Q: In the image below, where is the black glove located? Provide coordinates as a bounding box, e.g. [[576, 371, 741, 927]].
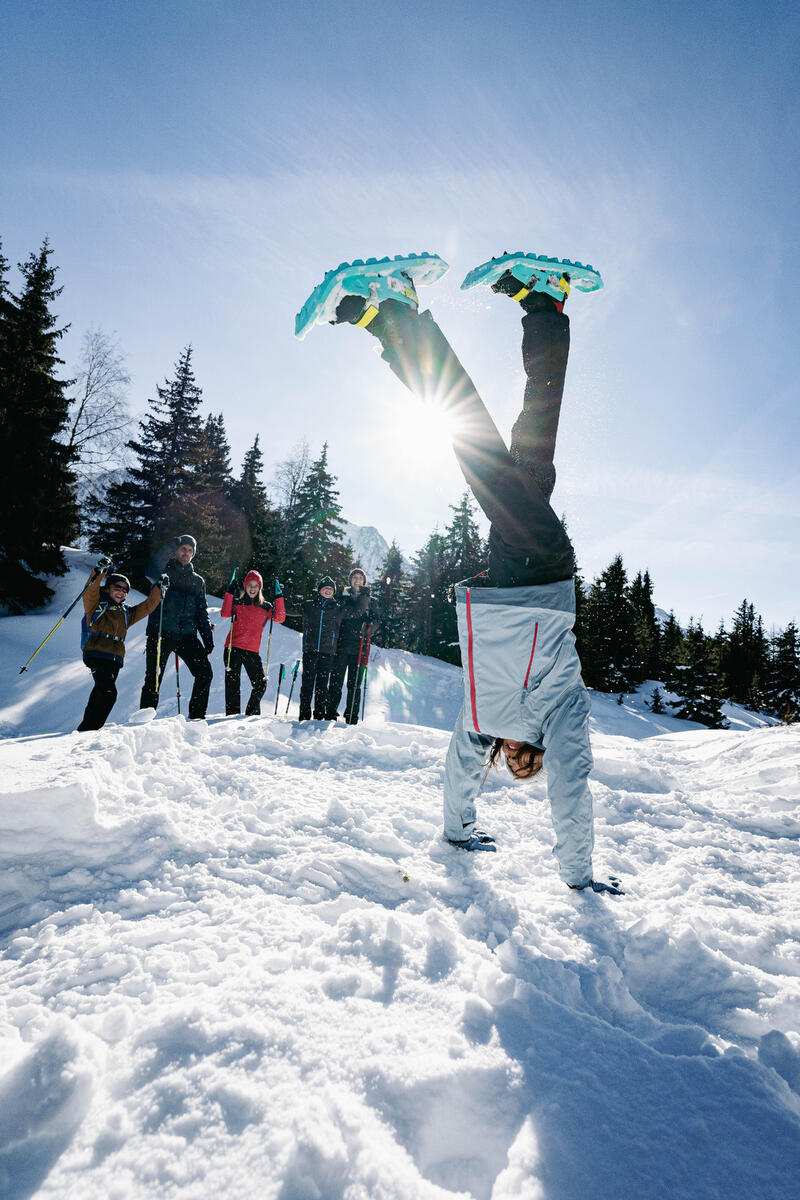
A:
[[158, 574, 170, 593], [202, 634, 214, 655]]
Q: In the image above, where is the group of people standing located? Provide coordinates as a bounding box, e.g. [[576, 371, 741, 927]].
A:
[[299, 567, 377, 722], [77, 535, 376, 732]]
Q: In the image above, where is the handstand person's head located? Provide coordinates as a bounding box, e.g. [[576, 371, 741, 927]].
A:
[[489, 738, 544, 781]]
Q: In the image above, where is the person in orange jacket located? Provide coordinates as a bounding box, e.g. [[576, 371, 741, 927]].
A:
[[221, 571, 285, 715], [78, 564, 164, 731]]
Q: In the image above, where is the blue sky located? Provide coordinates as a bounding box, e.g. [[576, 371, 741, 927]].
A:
[[2, 0, 798, 628]]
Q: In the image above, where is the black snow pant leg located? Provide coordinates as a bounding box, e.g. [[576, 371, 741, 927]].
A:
[[78, 660, 121, 731], [174, 636, 213, 719], [511, 309, 571, 503], [298, 653, 315, 719], [140, 634, 175, 710], [225, 649, 265, 715], [342, 656, 364, 723], [242, 650, 267, 715], [299, 652, 335, 719], [369, 302, 575, 586], [225, 647, 243, 714]]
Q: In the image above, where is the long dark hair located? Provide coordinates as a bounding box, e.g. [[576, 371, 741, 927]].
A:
[[488, 738, 544, 780]]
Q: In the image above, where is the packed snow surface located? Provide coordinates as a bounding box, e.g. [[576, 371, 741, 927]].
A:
[[1, 553, 798, 1199]]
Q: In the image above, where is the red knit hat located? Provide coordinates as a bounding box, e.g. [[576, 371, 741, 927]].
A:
[[243, 570, 263, 589]]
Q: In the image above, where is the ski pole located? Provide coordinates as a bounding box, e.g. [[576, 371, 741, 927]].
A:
[[264, 578, 283, 684], [154, 586, 166, 696], [273, 662, 285, 715], [18, 557, 112, 674], [347, 627, 367, 722], [360, 630, 373, 721], [175, 653, 181, 715], [284, 659, 300, 714], [225, 567, 237, 672]]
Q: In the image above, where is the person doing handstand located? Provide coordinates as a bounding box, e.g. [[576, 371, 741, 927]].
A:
[[309, 250, 622, 894]]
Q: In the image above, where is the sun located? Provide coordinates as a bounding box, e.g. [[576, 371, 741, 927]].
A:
[[380, 388, 459, 466]]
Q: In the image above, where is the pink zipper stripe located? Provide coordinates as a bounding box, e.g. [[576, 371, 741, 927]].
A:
[[523, 621, 539, 690], [465, 588, 481, 733]]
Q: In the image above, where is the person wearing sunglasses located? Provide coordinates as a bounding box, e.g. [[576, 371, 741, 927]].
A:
[[77, 563, 164, 732]]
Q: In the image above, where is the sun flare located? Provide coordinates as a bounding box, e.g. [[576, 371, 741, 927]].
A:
[[381, 389, 458, 466]]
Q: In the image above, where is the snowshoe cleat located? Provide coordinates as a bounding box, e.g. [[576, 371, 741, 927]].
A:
[[445, 831, 497, 853], [569, 875, 625, 895], [295, 252, 449, 339], [461, 252, 603, 309]]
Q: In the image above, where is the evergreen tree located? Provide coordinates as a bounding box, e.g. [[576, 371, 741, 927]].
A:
[[0, 240, 79, 610], [285, 443, 348, 602], [581, 555, 636, 692], [628, 569, 660, 684], [84, 346, 206, 585], [721, 599, 769, 708], [443, 492, 486, 580], [230, 435, 280, 587], [374, 540, 409, 649], [179, 411, 243, 595], [406, 529, 448, 659], [660, 611, 685, 690], [649, 686, 665, 714], [766, 621, 800, 723], [197, 413, 233, 494], [670, 620, 727, 728]]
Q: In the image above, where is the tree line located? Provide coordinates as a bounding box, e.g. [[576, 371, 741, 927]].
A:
[[2, 237, 798, 727]]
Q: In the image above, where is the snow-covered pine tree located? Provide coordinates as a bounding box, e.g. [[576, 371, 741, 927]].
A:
[[0, 240, 79, 611], [765, 621, 800, 723], [286, 443, 349, 601], [581, 555, 637, 692], [721, 599, 769, 708], [85, 346, 206, 584], [178, 411, 246, 595], [374, 540, 409, 649], [406, 529, 447, 660], [230, 435, 281, 590], [659, 611, 685, 690], [670, 620, 727, 728], [628, 569, 660, 684]]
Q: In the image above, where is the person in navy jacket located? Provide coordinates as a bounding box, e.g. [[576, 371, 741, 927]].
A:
[[221, 570, 286, 715], [139, 534, 214, 719], [299, 576, 343, 721]]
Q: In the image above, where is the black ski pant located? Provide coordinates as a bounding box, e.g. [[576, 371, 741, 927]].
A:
[[225, 647, 266, 715], [329, 651, 365, 723], [140, 634, 213, 719], [366, 301, 575, 587], [78, 659, 121, 731], [299, 651, 336, 720]]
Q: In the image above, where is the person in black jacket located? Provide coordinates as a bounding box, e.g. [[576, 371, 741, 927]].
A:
[[139, 534, 214, 719], [328, 567, 375, 723], [299, 576, 343, 721]]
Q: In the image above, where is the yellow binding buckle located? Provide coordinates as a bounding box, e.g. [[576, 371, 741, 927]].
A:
[[558, 275, 571, 296], [355, 304, 380, 328], [511, 285, 530, 302]]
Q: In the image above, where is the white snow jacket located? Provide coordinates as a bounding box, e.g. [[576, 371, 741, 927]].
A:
[[443, 579, 594, 886]]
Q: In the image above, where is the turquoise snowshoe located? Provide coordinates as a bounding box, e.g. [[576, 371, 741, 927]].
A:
[[461, 252, 603, 305], [295, 252, 449, 339]]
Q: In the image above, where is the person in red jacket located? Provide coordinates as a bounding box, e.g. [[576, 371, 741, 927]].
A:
[[220, 571, 285, 715]]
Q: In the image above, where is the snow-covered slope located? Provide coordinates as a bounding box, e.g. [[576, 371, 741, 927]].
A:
[[1, 552, 798, 1199]]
